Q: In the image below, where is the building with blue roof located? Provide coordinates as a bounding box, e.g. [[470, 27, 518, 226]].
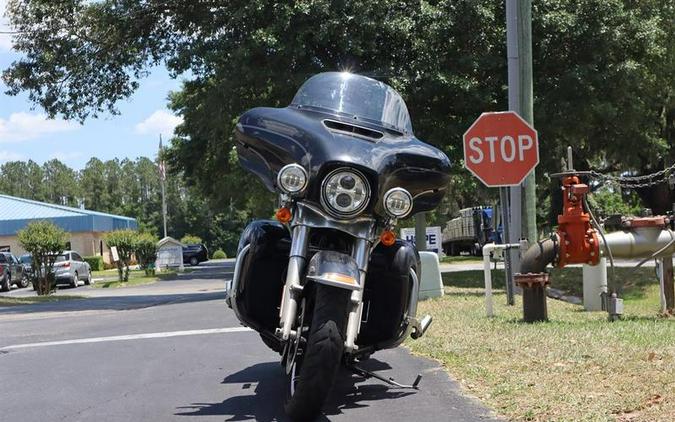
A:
[[0, 194, 138, 262]]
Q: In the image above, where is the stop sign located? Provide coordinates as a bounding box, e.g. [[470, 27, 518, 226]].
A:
[[463, 111, 539, 187]]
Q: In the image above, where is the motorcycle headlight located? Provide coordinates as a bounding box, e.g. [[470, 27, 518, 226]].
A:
[[277, 164, 308, 194], [321, 168, 370, 217], [383, 187, 413, 218]]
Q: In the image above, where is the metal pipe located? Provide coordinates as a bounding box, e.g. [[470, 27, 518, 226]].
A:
[[482, 242, 521, 317], [519, 236, 559, 274], [600, 228, 675, 259]]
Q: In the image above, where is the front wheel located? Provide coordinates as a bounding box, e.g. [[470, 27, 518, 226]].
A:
[[84, 270, 93, 286], [19, 274, 28, 288], [284, 284, 350, 421], [1, 274, 11, 292]]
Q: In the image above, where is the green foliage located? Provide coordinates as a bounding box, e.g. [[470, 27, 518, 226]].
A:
[[104, 229, 137, 282], [212, 249, 226, 259], [2, 0, 673, 229], [83, 255, 104, 272], [587, 184, 644, 218], [17, 221, 66, 295], [180, 235, 202, 245], [134, 233, 158, 276]]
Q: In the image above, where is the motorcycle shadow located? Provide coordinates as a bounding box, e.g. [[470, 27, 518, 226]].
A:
[[174, 358, 416, 421]]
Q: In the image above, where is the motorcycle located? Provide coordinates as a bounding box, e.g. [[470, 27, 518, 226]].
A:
[[227, 72, 451, 420]]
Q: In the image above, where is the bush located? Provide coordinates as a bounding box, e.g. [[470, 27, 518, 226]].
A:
[[135, 233, 158, 276], [84, 255, 104, 271], [180, 234, 202, 245], [17, 221, 66, 295], [104, 229, 137, 282], [212, 249, 227, 259]]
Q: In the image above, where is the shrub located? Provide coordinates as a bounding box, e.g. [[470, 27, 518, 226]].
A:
[[135, 233, 158, 276], [104, 229, 138, 282], [212, 249, 227, 259], [17, 221, 66, 295], [180, 234, 202, 245], [84, 255, 104, 271]]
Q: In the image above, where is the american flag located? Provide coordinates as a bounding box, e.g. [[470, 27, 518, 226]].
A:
[[158, 135, 166, 181]]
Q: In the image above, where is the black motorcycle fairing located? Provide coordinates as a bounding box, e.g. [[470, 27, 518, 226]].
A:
[[357, 239, 420, 350], [235, 105, 451, 215], [234, 220, 290, 332]]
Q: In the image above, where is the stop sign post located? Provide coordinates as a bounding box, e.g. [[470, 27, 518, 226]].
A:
[[463, 111, 539, 187], [463, 111, 539, 306]]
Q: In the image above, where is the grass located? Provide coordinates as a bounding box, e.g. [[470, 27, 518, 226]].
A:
[[407, 268, 674, 421], [0, 295, 85, 306], [440, 255, 483, 264], [91, 269, 119, 278], [94, 270, 173, 288]]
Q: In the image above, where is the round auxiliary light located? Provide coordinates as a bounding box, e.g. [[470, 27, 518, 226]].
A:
[[277, 164, 308, 194], [383, 187, 413, 218], [321, 168, 371, 218]]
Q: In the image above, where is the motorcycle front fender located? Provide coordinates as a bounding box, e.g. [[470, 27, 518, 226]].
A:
[[305, 250, 361, 291]]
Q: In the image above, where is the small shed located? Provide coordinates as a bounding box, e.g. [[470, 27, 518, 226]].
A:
[[156, 237, 184, 272]]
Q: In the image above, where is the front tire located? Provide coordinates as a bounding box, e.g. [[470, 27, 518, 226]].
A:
[[189, 257, 199, 266], [19, 274, 29, 288], [284, 284, 350, 421], [1, 274, 11, 292], [84, 270, 93, 286]]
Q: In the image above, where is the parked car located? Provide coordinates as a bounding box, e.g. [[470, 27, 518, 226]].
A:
[[19, 254, 32, 279], [53, 251, 93, 288], [182, 244, 208, 266], [0, 252, 28, 291]]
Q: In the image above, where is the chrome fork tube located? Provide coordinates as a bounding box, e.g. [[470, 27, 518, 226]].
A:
[[345, 237, 371, 352], [279, 225, 310, 341]]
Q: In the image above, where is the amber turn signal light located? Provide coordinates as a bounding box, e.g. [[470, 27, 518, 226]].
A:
[[380, 230, 396, 246], [275, 207, 292, 223]]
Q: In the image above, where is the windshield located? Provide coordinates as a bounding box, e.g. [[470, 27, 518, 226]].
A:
[[20, 255, 31, 265], [291, 72, 413, 134], [55, 254, 68, 263]]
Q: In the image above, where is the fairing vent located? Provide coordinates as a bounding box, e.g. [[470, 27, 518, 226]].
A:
[[323, 119, 384, 141]]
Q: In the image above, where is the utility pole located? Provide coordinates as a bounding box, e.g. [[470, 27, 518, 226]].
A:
[[159, 135, 168, 238], [506, 0, 536, 267], [414, 213, 427, 251]]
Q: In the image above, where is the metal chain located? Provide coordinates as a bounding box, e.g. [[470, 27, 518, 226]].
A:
[[589, 162, 675, 189]]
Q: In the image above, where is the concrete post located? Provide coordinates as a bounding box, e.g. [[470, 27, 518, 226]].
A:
[[582, 257, 608, 311]]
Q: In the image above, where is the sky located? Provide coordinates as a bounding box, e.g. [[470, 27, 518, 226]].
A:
[[0, 0, 184, 169]]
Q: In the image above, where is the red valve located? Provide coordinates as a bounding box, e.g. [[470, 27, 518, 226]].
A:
[[556, 176, 600, 267]]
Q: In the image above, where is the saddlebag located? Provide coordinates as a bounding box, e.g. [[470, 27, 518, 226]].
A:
[[357, 240, 420, 349], [232, 220, 290, 333]]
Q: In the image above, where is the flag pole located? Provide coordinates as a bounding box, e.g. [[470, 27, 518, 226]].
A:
[[159, 134, 168, 238]]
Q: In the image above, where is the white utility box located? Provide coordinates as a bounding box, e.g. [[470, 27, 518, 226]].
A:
[[418, 251, 444, 299]]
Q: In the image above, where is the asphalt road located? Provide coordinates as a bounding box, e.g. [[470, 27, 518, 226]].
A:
[[0, 261, 498, 422]]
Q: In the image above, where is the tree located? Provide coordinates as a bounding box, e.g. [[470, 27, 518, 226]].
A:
[[104, 229, 137, 282], [134, 233, 158, 276], [17, 221, 66, 295], [0, 160, 47, 200], [43, 159, 80, 206], [3, 0, 672, 221], [180, 235, 201, 245], [79, 158, 110, 211]]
